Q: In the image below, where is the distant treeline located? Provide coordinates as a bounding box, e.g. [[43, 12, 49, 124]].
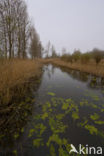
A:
[[61, 48, 104, 64], [0, 0, 42, 59]]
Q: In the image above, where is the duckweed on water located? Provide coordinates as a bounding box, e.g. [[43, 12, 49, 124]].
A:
[[47, 134, 62, 146], [47, 92, 56, 96], [21, 128, 24, 133], [50, 144, 56, 156], [85, 125, 98, 135], [33, 138, 44, 148], [95, 120, 104, 125], [34, 123, 46, 137], [28, 124, 46, 138], [80, 99, 88, 106], [90, 113, 100, 121], [101, 108, 104, 112], [85, 92, 100, 101], [58, 147, 69, 156], [34, 114, 41, 120], [72, 112, 79, 120], [80, 99, 98, 109], [91, 95, 99, 101], [62, 99, 74, 110], [55, 114, 65, 120], [13, 150, 17, 156], [14, 133, 19, 139], [42, 112, 48, 120], [49, 117, 67, 134], [28, 129, 35, 137], [78, 119, 88, 127], [62, 102, 69, 110], [11, 95, 104, 155], [42, 102, 51, 112]]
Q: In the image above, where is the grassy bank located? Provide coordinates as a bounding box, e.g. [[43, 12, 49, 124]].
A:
[[0, 59, 42, 107], [43, 58, 104, 77], [0, 59, 43, 137]]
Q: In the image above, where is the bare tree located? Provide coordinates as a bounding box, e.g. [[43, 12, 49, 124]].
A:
[[0, 0, 33, 59], [29, 25, 42, 59]]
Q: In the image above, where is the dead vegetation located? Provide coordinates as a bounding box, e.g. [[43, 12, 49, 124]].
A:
[[0, 59, 42, 106]]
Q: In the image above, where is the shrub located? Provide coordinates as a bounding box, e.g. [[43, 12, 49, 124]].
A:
[[81, 53, 91, 64], [92, 49, 104, 64], [72, 50, 81, 62], [61, 54, 73, 63]]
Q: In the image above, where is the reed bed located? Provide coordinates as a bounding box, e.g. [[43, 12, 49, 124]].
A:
[[0, 59, 42, 106]]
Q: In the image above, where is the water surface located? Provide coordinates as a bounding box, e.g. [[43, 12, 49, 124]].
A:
[[1, 64, 104, 156]]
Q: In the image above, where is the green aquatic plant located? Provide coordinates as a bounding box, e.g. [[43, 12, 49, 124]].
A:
[[33, 138, 44, 148], [47, 92, 56, 96], [90, 113, 100, 121], [78, 119, 88, 127], [13, 150, 17, 156], [95, 120, 104, 125], [59, 147, 69, 156], [80, 99, 98, 109], [47, 134, 70, 156], [84, 91, 100, 101], [49, 117, 67, 134], [56, 114, 65, 120], [85, 125, 98, 135], [62, 98, 75, 112], [62, 102, 69, 110], [72, 112, 79, 120], [51, 97, 57, 107], [90, 103, 98, 109], [91, 95, 99, 101], [101, 109, 104, 112], [42, 112, 48, 120], [47, 134, 62, 146], [50, 144, 56, 156], [21, 128, 24, 133], [28, 129, 35, 137], [98, 131, 104, 138], [14, 133, 19, 139], [80, 99, 88, 106], [42, 101, 51, 112], [34, 114, 41, 120], [34, 123, 46, 137]]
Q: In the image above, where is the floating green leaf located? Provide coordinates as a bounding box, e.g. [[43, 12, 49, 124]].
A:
[[85, 125, 98, 135], [42, 112, 48, 120], [13, 150, 17, 156], [95, 120, 104, 125], [90, 113, 100, 121], [33, 138, 44, 148], [50, 144, 56, 156], [72, 112, 79, 120], [28, 129, 35, 137], [49, 117, 67, 134], [14, 133, 19, 139], [47, 92, 56, 96], [47, 134, 62, 146]]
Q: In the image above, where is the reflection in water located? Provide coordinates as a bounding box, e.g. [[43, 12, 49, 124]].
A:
[[0, 74, 43, 154], [0, 64, 104, 156], [59, 66, 104, 89]]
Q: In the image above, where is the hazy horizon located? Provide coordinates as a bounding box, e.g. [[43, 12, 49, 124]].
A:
[[26, 0, 104, 54]]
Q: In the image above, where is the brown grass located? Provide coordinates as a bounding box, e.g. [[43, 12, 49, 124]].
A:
[[43, 58, 104, 77], [0, 59, 42, 106]]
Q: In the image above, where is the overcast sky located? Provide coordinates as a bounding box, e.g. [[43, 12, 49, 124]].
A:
[[26, 0, 104, 53]]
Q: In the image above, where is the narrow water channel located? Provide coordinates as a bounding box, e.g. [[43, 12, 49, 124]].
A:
[[1, 64, 104, 156]]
